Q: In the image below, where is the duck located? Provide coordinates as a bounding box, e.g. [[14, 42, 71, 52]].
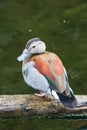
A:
[[17, 37, 77, 108]]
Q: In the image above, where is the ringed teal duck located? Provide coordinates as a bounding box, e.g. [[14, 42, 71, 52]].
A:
[[17, 38, 77, 108]]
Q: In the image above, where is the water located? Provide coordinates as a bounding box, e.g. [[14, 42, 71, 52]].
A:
[[0, 0, 87, 129], [0, 119, 87, 130]]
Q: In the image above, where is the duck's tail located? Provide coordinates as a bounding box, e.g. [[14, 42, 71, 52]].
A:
[[57, 91, 78, 108], [52, 90, 78, 108]]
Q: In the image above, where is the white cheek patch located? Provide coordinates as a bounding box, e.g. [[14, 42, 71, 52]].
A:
[[30, 41, 46, 54]]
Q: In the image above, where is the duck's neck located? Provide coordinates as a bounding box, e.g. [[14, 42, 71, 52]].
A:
[[22, 52, 46, 66]]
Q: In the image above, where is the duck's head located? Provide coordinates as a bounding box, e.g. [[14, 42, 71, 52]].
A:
[[17, 38, 46, 61]]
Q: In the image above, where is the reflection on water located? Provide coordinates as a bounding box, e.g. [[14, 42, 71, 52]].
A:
[[0, 0, 87, 129]]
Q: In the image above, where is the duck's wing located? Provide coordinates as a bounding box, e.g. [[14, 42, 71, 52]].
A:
[[48, 54, 70, 94], [47, 54, 78, 107], [33, 54, 68, 93], [33, 54, 77, 108]]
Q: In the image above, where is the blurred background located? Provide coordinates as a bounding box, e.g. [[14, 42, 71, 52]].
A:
[[0, 0, 87, 129]]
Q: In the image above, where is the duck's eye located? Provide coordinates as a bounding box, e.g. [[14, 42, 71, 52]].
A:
[[32, 46, 35, 48]]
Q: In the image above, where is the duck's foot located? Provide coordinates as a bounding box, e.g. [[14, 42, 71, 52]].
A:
[[35, 90, 47, 97]]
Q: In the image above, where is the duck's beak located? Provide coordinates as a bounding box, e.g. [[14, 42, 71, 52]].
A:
[[17, 49, 30, 62]]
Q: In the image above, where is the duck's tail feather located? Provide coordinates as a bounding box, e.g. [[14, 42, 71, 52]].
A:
[[56, 90, 78, 108], [52, 90, 78, 108]]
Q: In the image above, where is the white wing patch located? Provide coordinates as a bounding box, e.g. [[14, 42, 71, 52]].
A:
[[51, 90, 59, 100]]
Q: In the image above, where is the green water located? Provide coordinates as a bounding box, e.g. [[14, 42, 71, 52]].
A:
[[0, 0, 87, 129]]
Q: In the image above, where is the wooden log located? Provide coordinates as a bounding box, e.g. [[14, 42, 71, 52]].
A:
[[0, 94, 87, 119]]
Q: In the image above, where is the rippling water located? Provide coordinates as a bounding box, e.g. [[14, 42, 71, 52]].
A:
[[0, 0, 87, 129]]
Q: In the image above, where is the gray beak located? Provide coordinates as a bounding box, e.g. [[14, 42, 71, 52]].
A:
[[17, 49, 30, 62]]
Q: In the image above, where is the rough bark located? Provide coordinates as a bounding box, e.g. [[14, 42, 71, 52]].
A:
[[0, 94, 87, 119]]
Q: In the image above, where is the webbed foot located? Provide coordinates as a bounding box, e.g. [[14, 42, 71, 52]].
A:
[[35, 90, 47, 97]]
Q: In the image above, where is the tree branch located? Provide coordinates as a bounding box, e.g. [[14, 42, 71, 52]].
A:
[[0, 94, 87, 119]]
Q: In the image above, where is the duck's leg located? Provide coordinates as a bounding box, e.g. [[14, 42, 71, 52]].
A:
[[35, 90, 47, 97]]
